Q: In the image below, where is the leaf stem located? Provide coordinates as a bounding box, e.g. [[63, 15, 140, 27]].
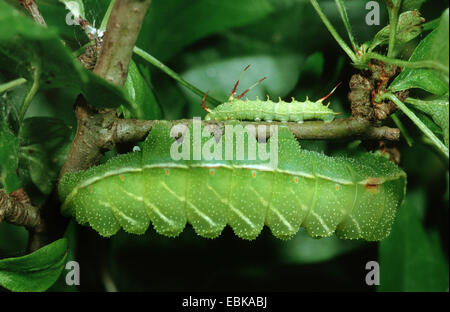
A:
[[72, 41, 94, 57], [19, 64, 41, 121], [366, 52, 449, 76], [133, 46, 222, 106], [0, 77, 27, 94], [422, 17, 441, 31], [377, 92, 448, 158], [100, 0, 116, 31], [391, 113, 413, 146], [335, 0, 358, 51], [386, 0, 401, 59], [309, 0, 357, 63]]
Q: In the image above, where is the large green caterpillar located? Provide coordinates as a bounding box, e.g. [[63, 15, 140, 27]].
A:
[[58, 121, 406, 241], [202, 66, 338, 122]]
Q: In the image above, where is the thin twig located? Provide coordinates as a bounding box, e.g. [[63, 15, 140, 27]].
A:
[[133, 46, 222, 106], [19, 62, 40, 121], [309, 0, 357, 63], [18, 0, 46, 26], [391, 113, 413, 146], [422, 17, 441, 31], [377, 93, 448, 158], [366, 53, 449, 77], [100, 0, 117, 31], [0, 77, 27, 94], [59, 99, 118, 176], [335, 0, 358, 51], [117, 118, 400, 141], [72, 41, 95, 58], [93, 0, 152, 87], [386, 0, 400, 59], [0, 189, 42, 229]]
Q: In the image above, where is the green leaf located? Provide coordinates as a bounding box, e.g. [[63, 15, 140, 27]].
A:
[[122, 59, 162, 120], [0, 238, 68, 292], [414, 110, 444, 143], [48, 220, 79, 292], [406, 94, 449, 147], [0, 1, 129, 109], [137, 0, 274, 61], [370, 10, 425, 51], [389, 9, 449, 95], [0, 223, 28, 258], [378, 190, 449, 292], [299, 52, 324, 80], [18, 117, 72, 195]]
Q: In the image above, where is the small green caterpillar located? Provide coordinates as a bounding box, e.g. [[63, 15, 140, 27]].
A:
[[202, 65, 338, 123]]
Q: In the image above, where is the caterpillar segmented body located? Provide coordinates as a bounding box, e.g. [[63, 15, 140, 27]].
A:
[[59, 121, 406, 241], [202, 65, 339, 122], [204, 96, 337, 122]]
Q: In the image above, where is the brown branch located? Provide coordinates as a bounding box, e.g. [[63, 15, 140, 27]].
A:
[[116, 118, 400, 142], [93, 0, 152, 87], [61, 0, 152, 175], [26, 0, 154, 252], [62, 113, 399, 180], [0, 188, 43, 229], [61, 0, 153, 176], [59, 99, 119, 176], [18, 0, 46, 26]]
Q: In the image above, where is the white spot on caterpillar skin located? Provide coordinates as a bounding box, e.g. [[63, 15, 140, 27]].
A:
[[133, 146, 141, 152]]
